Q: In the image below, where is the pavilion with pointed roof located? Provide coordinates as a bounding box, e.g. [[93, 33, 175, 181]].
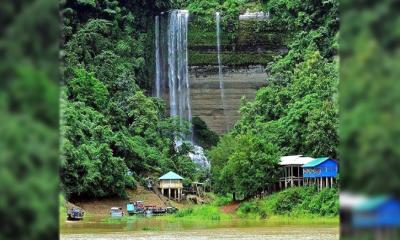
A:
[[158, 171, 184, 201]]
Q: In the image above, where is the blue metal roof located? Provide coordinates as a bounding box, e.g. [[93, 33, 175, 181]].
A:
[[159, 171, 183, 180], [302, 157, 330, 167]]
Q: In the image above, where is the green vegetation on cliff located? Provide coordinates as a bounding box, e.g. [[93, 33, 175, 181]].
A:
[[60, 0, 203, 199], [210, 0, 339, 199]]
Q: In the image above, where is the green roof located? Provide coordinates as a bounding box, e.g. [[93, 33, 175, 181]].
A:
[[159, 171, 183, 180], [302, 157, 330, 167], [355, 196, 390, 212]]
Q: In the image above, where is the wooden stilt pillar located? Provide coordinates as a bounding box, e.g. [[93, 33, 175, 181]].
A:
[[291, 166, 294, 187], [320, 177, 323, 191], [330, 177, 333, 188], [168, 188, 171, 199], [284, 167, 287, 188], [161, 188, 164, 196], [297, 167, 300, 186]]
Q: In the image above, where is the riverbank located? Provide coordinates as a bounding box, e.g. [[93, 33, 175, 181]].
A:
[[61, 211, 338, 235], [60, 187, 339, 232]]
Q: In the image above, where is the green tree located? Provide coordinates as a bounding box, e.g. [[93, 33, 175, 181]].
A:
[[211, 134, 280, 198]]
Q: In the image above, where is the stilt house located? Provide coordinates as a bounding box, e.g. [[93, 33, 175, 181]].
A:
[[279, 155, 314, 189], [159, 171, 184, 201], [302, 157, 338, 191]]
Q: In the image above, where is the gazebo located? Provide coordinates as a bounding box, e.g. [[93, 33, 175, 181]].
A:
[[159, 171, 184, 201]]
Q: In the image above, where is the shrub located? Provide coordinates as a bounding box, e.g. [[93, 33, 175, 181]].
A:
[[212, 194, 233, 206], [237, 187, 337, 218]]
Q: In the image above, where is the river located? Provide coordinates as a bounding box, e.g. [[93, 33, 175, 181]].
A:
[[60, 216, 338, 239]]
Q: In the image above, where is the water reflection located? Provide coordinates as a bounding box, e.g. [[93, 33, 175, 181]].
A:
[[61, 216, 338, 239], [61, 227, 338, 240]]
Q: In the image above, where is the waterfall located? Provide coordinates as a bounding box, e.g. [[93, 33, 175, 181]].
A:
[[154, 16, 161, 97], [155, 10, 210, 168], [167, 10, 193, 141], [216, 12, 227, 131]]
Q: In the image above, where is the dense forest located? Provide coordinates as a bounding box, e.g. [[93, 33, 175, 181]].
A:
[[60, 0, 205, 199], [209, 0, 339, 199]]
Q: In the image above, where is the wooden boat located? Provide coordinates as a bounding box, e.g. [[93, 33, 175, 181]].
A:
[[67, 208, 84, 221], [110, 207, 124, 217]]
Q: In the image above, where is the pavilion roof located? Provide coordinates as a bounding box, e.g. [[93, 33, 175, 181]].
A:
[[159, 171, 183, 180], [279, 155, 314, 166]]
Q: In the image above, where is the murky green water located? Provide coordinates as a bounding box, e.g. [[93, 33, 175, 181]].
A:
[[60, 216, 338, 239]]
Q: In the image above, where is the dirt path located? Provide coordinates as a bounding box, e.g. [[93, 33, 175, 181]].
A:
[[220, 201, 241, 214]]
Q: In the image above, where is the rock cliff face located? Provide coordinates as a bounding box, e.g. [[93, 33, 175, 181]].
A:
[[157, 14, 287, 134], [186, 19, 287, 134], [189, 65, 267, 134]]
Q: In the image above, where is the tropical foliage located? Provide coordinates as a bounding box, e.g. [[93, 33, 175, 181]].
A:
[[209, 0, 339, 198], [60, 0, 200, 199], [237, 187, 339, 218]]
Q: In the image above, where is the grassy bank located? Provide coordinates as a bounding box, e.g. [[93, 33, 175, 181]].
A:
[[164, 204, 232, 221], [237, 187, 339, 220], [161, 187, 338, 223], [61, 187, 339, 225]]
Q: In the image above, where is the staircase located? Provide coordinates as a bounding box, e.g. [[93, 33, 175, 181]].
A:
[[152, 183, 172, 208]]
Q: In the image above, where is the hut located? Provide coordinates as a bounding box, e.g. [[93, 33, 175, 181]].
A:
[[302, 157, 338, 190], [159, 171, 184, 201], [279, 155, 314, 189]]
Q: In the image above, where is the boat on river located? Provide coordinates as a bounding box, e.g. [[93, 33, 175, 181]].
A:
[[67, 208, 84, 221], [110, 207, 124, 217], [126, 201, 178, 216]]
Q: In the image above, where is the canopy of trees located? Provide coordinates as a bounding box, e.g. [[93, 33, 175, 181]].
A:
[[209, 0, 339, 198], [60, 0, 201, 199]]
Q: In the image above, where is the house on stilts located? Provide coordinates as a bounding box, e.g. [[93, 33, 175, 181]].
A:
[[278, 155, 339, 191], [302, 157, 338, 191], [279, 155, 314, 189], [158, 171, 184, 202]]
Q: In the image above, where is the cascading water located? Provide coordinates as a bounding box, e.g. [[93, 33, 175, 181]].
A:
[[216, 12, 227, 131], [154, 16, 161, 97], [167, 10, 192, 141], [155, 10, 210, 168]]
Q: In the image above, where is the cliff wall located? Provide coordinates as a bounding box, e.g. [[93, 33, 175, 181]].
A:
[[187, 18, 287, 134]]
